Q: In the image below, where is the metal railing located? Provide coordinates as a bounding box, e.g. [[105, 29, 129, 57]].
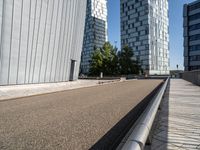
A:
[[182, 70, 200, 86], [118, 77, 169, 150]]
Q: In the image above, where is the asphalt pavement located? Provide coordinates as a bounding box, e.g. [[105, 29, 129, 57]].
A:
[[0, 79, 162, 150]]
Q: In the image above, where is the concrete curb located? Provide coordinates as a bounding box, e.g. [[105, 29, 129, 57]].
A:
[[0, 79, 122, 101], [119, 77, 169, 150]]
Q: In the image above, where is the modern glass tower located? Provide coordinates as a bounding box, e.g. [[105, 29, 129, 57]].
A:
[[81, 0, 108, 74], [0, 0, 87, 85], [184, 0, 200, 71], [120, 0, 169, 75]]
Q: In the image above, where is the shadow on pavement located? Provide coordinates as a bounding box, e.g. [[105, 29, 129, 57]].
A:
[[90, 82, 164, 150], [146, 80, 170, 150]]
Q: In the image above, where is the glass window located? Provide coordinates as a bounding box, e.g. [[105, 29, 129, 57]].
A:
[[189, 13, 200, 21], [189, 2, 200, 11], [190, 65, 200, 70], [189, 34, 200, 41], [189, 23, 200, 31], [190, 55, 200, 61], [189, 44, 200, 51]]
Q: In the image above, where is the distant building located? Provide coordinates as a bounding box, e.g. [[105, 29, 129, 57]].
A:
[[0, 0, 87, 85], [170, 70, 184, 78], [81, 0, 108, 74], [120, 0, 169, 75], [183, 0, 200, 71]]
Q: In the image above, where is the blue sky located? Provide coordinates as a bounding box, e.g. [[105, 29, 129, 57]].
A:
[[107, 0, 196, 70]]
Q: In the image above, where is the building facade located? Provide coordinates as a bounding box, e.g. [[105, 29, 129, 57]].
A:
[[120, 0, 169, 75], [184, 0, 200, 71], [81, 0, 108, 74], [0, 0, 87, 85]]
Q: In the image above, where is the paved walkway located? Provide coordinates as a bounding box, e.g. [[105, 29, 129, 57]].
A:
[[151, 79, 200, 150], [0, 80, 162, 150]]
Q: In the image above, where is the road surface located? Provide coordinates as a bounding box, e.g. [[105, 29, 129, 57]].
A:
[[0, 80, 162, 150]]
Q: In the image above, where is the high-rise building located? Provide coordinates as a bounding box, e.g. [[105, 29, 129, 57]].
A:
[[81, 0, 108, 74], [120, 0, 169, 75], [183, 0, 200, 71], [0, 0, 87, 85]]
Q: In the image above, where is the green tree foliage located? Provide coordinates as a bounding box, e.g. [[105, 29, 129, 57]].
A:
[[89, 42, 141, 76], [89, 48, 103, 76], [101, 42, 119, 75], [89, 42, 119, 76], [118, 45, 140, 75]]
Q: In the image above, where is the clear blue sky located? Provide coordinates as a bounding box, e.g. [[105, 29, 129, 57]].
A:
[[107, 0, 196, 70]]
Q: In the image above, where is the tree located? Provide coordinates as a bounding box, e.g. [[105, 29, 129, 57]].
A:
[[109, 47, 120, 75], [101, 42, 119, 75], [89, 42, 119, 76], [89, 43, 142, 76], [118, 45, 140, 75], [89, 48, 103, 76]]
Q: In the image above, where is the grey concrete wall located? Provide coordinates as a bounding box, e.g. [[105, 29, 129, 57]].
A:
[[0, 0, 87, 85], [183, 70, 200, 86]]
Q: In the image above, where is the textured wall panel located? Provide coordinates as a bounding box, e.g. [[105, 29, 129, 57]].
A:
[[0, 0, 87, 85]]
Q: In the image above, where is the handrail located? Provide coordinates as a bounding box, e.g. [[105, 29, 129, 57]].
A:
[[119, 77, 170, 150]]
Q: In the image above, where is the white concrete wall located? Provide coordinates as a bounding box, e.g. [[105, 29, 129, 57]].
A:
[[0, 0, 87, 85]]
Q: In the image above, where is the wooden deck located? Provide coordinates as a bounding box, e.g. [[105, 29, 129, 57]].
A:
[[150, 79, 200, 150]]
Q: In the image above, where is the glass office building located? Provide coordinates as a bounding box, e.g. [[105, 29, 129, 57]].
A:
[[120, 0, 169, 75], [0, 0, 87, 85], [81, 0, 108, 74], [184, 0, 200, 71]]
